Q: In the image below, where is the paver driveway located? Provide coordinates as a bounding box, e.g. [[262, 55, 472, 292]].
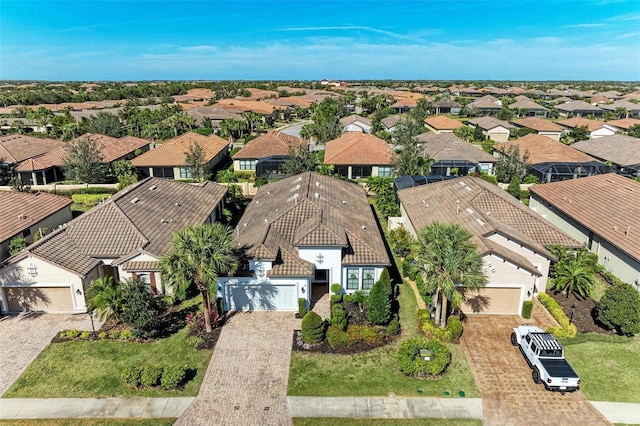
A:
[[175, 311, 294, 426], [0, 313, 98, 396], [461, 316, 610, 426]]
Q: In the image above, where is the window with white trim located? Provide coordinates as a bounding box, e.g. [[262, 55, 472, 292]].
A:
[[347, 268, 359, 290], [362, 268, 375, 290], [239, 160, 257, 170]]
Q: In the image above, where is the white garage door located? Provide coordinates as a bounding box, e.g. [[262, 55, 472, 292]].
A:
[[227, 284, 297, 311], [460, 287, 521, 315], [4, 287, 74, 313]]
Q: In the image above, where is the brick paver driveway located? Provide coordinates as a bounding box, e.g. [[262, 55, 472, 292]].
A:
[[176, 311, 294, 426], [461, 316, 610, 426], [0, 313, 98, 396]]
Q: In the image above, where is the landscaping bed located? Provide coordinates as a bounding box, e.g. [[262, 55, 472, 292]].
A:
[[549, 291, 614, 334]]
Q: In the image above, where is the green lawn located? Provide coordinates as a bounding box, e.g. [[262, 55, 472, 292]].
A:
[[591, 274, 611, 303], [0, 420, 176, 426], [4, 298, 211, 398], [293, 419, 481, 426], [288, 281, 479, 398], [563, 336, 640, 403]]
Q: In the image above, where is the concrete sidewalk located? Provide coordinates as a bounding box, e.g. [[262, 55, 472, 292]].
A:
[[0, 397, 193, 419], [590, 401, 640, 425], [287, 396, 483, 419]]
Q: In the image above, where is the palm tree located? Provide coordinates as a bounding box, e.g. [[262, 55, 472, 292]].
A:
[[413, 222, 487, 327], [86, 276, 123, 321], [550, 251, 595, 298], [160, 223, 239, 333]]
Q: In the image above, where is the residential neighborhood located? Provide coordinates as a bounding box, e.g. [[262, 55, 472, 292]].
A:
[[1, 78, 640, 426]]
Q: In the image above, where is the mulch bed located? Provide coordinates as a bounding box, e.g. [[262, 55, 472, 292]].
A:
[[549, 291, 615, 334]]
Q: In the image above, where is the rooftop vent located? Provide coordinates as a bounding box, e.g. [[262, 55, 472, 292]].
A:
[[131, 197, 140, 204], [361, 225, 367, 230], [149, 185, 157, 191], [17, 214, 27, 220], [315, 181, 320, 187], [341, 200, 347, 204], [314, 192, 319, 198], [174, 203, 180, 207]]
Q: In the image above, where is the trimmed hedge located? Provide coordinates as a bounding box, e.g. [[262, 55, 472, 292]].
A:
[[325, 324, 384, 349], [71, 193, 112, 206], [121, 365, 188, 390], [559, 332, 632, 346], [418, 310, 464, 341], [522, 301, 533, 319], [397, 337, 451, 376], [326, 325, 350, 348], [301, 311, 325, 343], [331, 303, 347, 331], [298, 298, 307, 317], [387, 314, 401, 336], [538, 293, 577, 338]]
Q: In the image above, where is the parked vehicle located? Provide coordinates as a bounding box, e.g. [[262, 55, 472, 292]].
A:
[[511, 325, 580, 394]]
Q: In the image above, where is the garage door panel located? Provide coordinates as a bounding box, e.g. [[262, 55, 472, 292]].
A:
[[460, 287, 520, 314], [228, 284, 296, 311], [4, 287, 74, 313]]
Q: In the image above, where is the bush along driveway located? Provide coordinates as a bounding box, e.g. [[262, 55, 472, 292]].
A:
[[460, 316, 611, 426]]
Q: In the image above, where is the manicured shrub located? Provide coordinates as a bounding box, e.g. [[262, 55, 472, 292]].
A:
[[119, 279, 160, 339], [326, 325, 350, 348], [347, 325, 384, 345], [522, 301, 533, 319], [331, 283, 342, 295], [97, 332, 108, 340], [352, 290, 367, 306], [445, 316, 463, 340], [343, 294, 353, 303], [397, 337, 451, 377], [71, 193, 111, 206], [596, 283, 640, 336], [109, 330, 120, 339], [387, 314, 401, 336], [121, 366, 143, 389], [418, 312, 463, 341], [330, 294, 342, 304], [366, 277, 391, 325], [547, 325, 577, 338], [160, 365, 187, 389], [119, 330, 134, 340], [331, 303, 347, 331], [298, 298, 307, 317], [301, 311, 325, 344], [388, 227, 413, 258], [140, 366, 162, 387], [79, 331, 91, 339], [65, 329, 80, 338], [538, 293, 577, 338]]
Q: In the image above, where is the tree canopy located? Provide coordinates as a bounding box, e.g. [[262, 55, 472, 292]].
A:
[[63, 136, 109, 183]]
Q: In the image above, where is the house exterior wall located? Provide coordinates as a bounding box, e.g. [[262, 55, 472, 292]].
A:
[[340, 266, 384, 293], [216, 275, 310, 311], [343, 123, 371, 133], [591, 127, 617, 139], [0, 256, 91, 313], [298, 246, 342, 286], [538, 131, 562, 141], [486, 127, 510, 142], [530, 194, 640, 285]]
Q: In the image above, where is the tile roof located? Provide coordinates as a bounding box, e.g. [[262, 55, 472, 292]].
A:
[[571, 135, 640, 166], [424, 116, 465, 131], [381, 115, 403, 129], [556, 100, 604, 113], [0, 192, 72, 243], [467, 117, 515, 130], [121, 261, 160, 271], [600, 99, 640, 114], [529, 173, 640, 262], [605, 118, 640, 131], [235, 172, 390, 276], [513, 117, 565, 132], [468, 95, 503, 110], [131, 132, 228, 167], [4, 178, 227, 275], [213, 99, 282, 115], [232, 131, 305, 160], [509, 95, 549, 112], [324, 133, 393, 166], [557, 117, 608, 132], [398, 177, 581, 270], [497, 134, 595, 163], [340, 114, 372, 127], [416, 133, 496, 163], [0, 135, 64, 164]]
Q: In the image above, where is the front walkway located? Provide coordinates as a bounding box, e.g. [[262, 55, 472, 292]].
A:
[[0, 312, 101, 396], [174, 311, 295, 426]]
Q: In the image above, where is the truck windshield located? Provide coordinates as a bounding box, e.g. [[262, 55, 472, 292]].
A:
[[540, 349, 562, 357]]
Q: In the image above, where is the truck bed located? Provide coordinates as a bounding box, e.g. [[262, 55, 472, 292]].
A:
[[540, 358, 579, 379]]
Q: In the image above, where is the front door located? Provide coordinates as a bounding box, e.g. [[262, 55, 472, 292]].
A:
[[312, 269, 329, 301]]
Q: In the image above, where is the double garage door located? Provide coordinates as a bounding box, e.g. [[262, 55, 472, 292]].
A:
[[4, 287, 74, 313], [460, 287, 521, 315], [227, 284, 297, 311]]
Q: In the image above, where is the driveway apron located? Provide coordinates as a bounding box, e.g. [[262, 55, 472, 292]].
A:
[[175, 311, 294, 426], [0, 313, 99, 396], [460, 316, 610, 426]]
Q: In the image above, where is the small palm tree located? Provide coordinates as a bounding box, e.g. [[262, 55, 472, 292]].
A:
[[160, 223, 239, 333], [413, 222, 487, 327], [551, 255, 595, 298], [86, 276, 123, 321]]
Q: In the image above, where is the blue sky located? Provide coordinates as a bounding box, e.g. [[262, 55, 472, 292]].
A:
[[1, 0, 639, 81]]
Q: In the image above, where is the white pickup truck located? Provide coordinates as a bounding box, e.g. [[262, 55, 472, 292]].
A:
[[511, 325, 580, 394]]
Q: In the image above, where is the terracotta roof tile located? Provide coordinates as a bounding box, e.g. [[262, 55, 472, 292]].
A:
[[605, 118, 640, 131], [513, 117, 565, 132], [557, 117, 607, 132], [509, 96, 549, 112], [0, 135, 64, 164], [571, 135, 640, 166], [0, 192, 72, 243], [232, 131, 305, 160], [467, 117, 515, 130], [424, 116, 464, 131], [121, 261, 160, 271], [131, 132, 228, 167], [497, 134, 595, 163], [324, 133, 393, 166], [416, 133, 496, 163], [71, 133, 150, 163], [530, 174, 640, 262]]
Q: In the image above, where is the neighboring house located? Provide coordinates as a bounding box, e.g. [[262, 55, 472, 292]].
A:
[[0, 118, 50, 134], [424, 116, 464, 134], [508, 95, 550, 117], [465, 117, 515, 142], [556, 100, 604, 118], [324, 132, 393, 179], [381, 115, 403, 133], [397, 176, 581, 316], [433, 100, 462, 115], [605, 118, 640, 132], [0, 177, 227, 313], [232, 131, 306, 172], [16, 133, 151, 185], [557, 117, 617, 139], [571, 135, 640, 177], [132, 132, 228, 179], [217, 172, 391, 311], [512, 117, 564, 141], [600, 99, 640, 118], [0, 192, 73, 261], [467, 95, 503, 116], [529, 173, 640, 285], [494, 134, 613, 182], [0, 135, 64, 168], [186, 106, 245, 130], [340, 114, 372, 133], [416, 132, 496, 176]]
